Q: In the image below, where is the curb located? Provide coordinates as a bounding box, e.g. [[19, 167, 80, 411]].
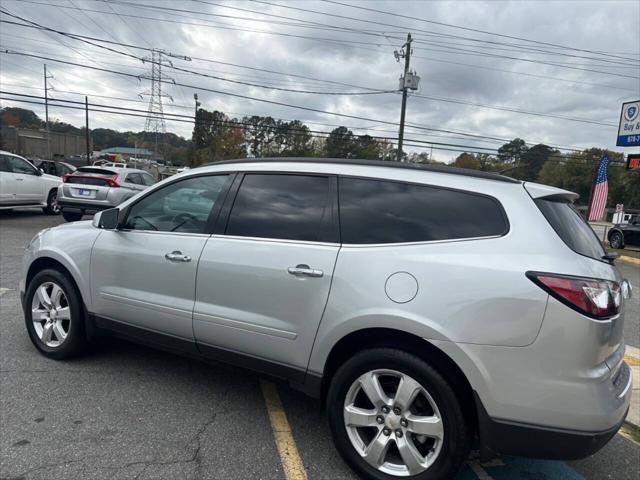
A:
[[618, 255, 640, 266]]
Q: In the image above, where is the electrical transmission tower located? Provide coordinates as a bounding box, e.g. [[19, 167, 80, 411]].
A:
[[141, 49, 174, 159]]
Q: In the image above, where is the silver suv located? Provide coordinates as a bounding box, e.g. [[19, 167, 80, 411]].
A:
[[57, 166, 156, 222], [20, 158, 632, 480]]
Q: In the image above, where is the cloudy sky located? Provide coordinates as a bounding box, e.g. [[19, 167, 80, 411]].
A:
[[1, 0, 639, 160]]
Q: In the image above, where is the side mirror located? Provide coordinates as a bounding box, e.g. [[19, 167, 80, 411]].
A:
[[93, 208, 120, 229], [36, 167, 43, 176]]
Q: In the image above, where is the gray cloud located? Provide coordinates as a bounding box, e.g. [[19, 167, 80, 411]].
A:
[[1, 0, 639, 160]]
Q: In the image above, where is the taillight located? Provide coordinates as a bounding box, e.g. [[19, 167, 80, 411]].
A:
[[107, 175, 120, 187], [527, 272, 621, 320], [62, 173, 71, 182]]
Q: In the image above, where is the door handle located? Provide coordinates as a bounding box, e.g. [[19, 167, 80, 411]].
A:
[[165, 250, 191, 262], [15, 177, 24, 181], [288, 264, 323, 278]]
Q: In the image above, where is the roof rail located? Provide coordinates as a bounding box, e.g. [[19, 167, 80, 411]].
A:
[[197, 157, 521, 184]]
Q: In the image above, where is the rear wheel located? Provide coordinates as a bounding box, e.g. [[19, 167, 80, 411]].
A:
[[24, 269, 86, 359], [609, 231, 624, 249], [327, 348, 470, 480], [42, 189, 60, 215], [62, 210, 83, 222]]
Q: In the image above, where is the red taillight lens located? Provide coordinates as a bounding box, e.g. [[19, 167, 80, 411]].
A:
[[527, 272, 621, 320], [62, 173, 71, 182], [107, 175, 120, 187]]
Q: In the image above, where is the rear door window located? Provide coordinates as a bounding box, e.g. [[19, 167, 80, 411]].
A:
[[225, 174, 332, 242], [338, 177, 508, 244], [535, 198, 605, 260], [126, 173, 143, 185]]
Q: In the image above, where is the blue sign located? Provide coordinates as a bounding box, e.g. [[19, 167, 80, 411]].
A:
[[617, 100, 640, 146]]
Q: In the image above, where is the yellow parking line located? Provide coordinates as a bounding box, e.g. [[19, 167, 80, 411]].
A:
[[261, 380, 308, 480], [624, 355, 640, 366]]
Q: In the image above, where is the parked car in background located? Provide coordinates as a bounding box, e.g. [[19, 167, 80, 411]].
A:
[[57, 166, 156, 221], [21, 158, 632, 480], [33, 159, 76, 178], [608, 216, 640, 248], [103, 162, 128, 168], [0, 150, 62, 214]]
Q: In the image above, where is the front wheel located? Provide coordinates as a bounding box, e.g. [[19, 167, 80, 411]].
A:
[[62, 210, 83, 222], [327, 348, 470, 480], [609, 231, 625, 249], [42, 189, 61, 215], [24, 269, 86, 359]]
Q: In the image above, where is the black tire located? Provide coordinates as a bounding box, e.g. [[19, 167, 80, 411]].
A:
[[62, 210, 83, 222], [42, 189, 61, 215], [327, 348, 471, 480], [609, 231, 625, 249], [24, 268, 86, 359]]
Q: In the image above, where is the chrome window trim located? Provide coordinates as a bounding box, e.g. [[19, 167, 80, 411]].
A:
[[339, 233, 506, 249], [212, 234, 340, 248], [116, 229, 212, 238]]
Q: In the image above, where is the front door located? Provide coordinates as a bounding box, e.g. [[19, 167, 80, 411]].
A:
[[7, 156, 42, 203], [91, 174, 232, 340], [194, 173, 339, 372]]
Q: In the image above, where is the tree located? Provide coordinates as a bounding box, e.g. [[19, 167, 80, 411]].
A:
[[325, 126, 355, 158], [497, 138, 528, 165], [0, 107, 43, 128], [191, 109, 246, 165], [516, 144, 558, 181], [452, 152, 481, 170]]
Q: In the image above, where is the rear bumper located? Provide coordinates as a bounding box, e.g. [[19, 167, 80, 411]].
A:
[[474, 362, 632, 460], [475, 391, 627, 459], [58, 200, 114, 214]]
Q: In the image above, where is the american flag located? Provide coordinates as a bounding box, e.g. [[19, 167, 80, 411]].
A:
[[588, 154, 609, 221]]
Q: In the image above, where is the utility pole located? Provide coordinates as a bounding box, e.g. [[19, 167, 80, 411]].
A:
[[85, 96, 91, 166], [395, 33, 417, 162], [43, 64, 53, 159]]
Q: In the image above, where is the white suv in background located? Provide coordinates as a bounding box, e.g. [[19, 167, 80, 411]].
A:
[[0, 150, 62, 214]]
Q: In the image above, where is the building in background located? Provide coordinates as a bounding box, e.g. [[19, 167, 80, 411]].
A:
[[0, 125, 91, 159]]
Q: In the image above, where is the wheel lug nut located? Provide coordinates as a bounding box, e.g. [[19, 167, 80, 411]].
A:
[[381, 406, 390, 414], [401, 419, 408, 427], [376, 416, 384, 424], [382, 428, 391, 436], [396, 429, 403, 437], [393, 407, 401, 415]]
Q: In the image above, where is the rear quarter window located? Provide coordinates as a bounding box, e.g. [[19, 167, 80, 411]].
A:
[[338, 177, 508, 244], [535, 198, 605, 260]]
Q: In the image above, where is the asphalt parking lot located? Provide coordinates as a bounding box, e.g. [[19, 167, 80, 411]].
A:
[[1, 210, 639, 480]]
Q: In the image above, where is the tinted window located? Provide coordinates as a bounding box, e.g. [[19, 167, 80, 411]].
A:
[[535, 198, 605, 260], [141, 172, 156, 186], [124, 175, 229, 233], [339, 177, 508, 244], [0, 155, 10, 172], [126, 173, 143, 185], [226, 174, 331, 242], [7, 157, 37, 175]]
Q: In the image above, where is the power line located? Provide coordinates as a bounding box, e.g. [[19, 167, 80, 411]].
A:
[[5, 2, 638, 90], [0, 20, 626, 128], [320, 0, 640, 63]]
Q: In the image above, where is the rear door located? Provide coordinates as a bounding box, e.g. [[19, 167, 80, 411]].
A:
[[122, 172, 147, 193], [194, 173, 340, 373], [91, 173, 233, 341]]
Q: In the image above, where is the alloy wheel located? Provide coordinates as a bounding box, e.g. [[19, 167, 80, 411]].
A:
[[50, 191, 61, 214], [343, 369, 444, 477], [31, 281, 71, 347], [610, 232, 622, 249]]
